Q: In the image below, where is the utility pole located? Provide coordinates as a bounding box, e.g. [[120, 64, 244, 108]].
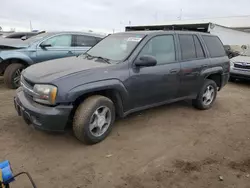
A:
[[29, 20, 33, 31], [154, 12, 158, 23], [178, 9, 183, 20]]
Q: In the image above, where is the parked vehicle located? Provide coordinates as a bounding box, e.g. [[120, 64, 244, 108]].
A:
[[14, 31, 229, 144], [230, 50, 250, 81], [2, 31, 45, 40], [224, 45, 240, 59], [0, 32, 104, 89]]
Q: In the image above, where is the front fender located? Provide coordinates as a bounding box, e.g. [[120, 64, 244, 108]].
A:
[[0, 51, 34, 65], [65, 79, 129, 106]]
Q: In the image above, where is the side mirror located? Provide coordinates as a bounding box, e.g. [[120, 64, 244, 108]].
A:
[[21, 36, 27, 40], [40, 43, 52, 48], [135, 55, 157, 67]]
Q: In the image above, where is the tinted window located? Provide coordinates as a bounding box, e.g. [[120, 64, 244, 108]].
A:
[[138, 35, 176, 65], [43, 35, 72, 47], [179, 35, 196, 60], [193, 35, 205, 58], [75, 35, 97, 46], [202, 36, 226, 57]]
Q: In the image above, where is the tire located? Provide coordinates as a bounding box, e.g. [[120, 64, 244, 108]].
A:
[[192, 79, 217, 110], [73, 95, 115, 144], [3, 63, 25, 89]]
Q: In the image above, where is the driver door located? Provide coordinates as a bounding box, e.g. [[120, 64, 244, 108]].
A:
[[127, 35, 181, 109], [36, 34, 75, 63]]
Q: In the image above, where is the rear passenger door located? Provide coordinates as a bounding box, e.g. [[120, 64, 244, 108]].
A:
[[178, 34, 210, 97], [73, 35, 99, 56]]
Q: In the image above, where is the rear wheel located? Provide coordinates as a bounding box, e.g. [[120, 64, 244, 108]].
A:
[[192, 79, 217, 110], [4, 63, 25, 89], [73, 95, 115, 144]]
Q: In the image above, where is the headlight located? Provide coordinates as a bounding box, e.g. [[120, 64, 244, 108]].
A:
[[230, 60, 235, 67], [33, 84, 57, 105]]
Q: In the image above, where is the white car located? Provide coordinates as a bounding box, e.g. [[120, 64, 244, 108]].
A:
[[230, 51, 250, 81]]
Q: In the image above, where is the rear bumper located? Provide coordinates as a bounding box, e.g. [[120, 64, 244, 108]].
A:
[[14, 88, 73, 132]]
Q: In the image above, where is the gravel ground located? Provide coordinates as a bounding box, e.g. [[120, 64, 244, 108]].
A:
[[0, 78, 250, 188]]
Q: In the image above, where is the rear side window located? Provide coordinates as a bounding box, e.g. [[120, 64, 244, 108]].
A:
[[74, 35, 97, 47], [202, 36, 226, 57], [179, 35, 196, 60], [193, 35, 205, 58]]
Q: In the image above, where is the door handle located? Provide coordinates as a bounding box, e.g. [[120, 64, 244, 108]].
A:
[[202, 64, 209, 68], [67, 51, 73, 54], [170, 69, 178, 74]]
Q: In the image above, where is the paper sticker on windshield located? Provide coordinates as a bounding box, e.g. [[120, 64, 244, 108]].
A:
[[127, 37, 142, 42]]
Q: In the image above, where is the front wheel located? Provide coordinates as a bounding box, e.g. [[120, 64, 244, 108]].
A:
[[192, 79, 217, 110], [73, 95, 115, 144], [3, 63, 25, 89]]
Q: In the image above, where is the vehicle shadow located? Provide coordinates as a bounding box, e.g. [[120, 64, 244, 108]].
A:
[[229, 79, 250, 87], [12, 100, 194, 149]]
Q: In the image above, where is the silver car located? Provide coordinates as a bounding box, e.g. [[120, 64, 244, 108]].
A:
[[230, 50, 250, 81], [0, 32, 105, 89]]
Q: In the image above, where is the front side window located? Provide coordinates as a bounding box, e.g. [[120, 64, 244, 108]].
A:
[[74, 35, 97, 47], [138, 35, 176, 65], [42, 35, 72, 47], [87, 34, 145, 62]]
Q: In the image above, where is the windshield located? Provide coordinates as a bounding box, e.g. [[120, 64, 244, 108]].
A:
[[24, 33, 51, 43], [87, 34, 145, 62]]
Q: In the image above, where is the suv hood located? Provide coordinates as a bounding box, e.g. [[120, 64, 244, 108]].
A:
[[23, 56, 111, 83], [0, 38, 29, 49]]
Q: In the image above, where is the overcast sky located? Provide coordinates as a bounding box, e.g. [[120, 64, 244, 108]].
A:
[[1, 0, 250, 33]]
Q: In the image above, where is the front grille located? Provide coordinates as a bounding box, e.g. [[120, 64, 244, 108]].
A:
[[234, 63, 250, 69]]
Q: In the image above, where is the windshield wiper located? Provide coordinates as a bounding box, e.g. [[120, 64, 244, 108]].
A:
[[95, 56, 111, 64], [83, 53, 111, 64]]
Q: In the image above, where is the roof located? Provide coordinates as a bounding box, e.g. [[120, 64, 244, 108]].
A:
[[44, 31, 106, 38], [126, 15, 250, 29], [117, 30, 212, 36]]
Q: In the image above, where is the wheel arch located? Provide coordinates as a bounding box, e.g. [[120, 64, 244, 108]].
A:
[[72, 89, 124, 118], [0, 58, 30, 75], [201, 67, 223, 90]]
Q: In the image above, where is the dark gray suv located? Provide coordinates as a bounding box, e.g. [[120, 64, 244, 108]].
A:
[[0, 32, 104, 89], [14, 31, 229, 144]]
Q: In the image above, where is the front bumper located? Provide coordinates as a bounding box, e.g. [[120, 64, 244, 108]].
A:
[[14, 88, 73, 132], [230, 67, 250, 80]]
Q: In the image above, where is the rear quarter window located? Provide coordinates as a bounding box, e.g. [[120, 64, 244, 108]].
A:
[[202, 35, 226, 57]]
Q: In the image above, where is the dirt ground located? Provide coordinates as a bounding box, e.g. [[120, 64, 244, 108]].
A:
[[1, 77, 250, 188]]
